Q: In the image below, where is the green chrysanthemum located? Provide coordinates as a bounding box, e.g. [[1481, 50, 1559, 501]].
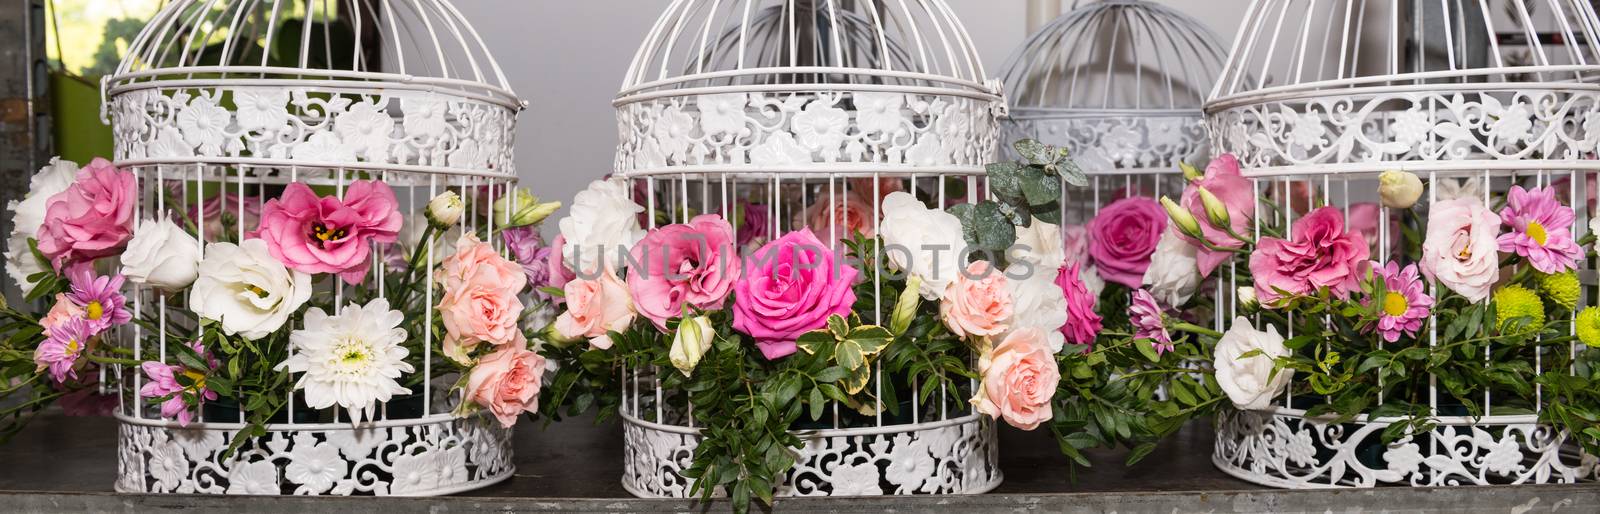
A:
[[1493, 285, 1545, 334], [1537, 271, 1581, 311], [1577, 307, 1600, 348]]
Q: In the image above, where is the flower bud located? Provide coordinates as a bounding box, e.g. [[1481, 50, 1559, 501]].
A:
[[1179, 161, 1204, 182], [1378, 170, 1424, 209], [493, 188, 560, 227], [890, 275, 923, 336], [1195, 186, 1231, 230], [1237, 286, 1258, 310], [669, 316, 714, 377], [1160, 196, 1204, 240], [426, 191, 464, 228], [540, 322, 581, 349]]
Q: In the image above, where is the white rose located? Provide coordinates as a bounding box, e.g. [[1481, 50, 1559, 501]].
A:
[[190, 239, 313, 340], [879, 192, 966, 299], [4, 157, 79, 295], [558, 179, 645, 275], [121, 215, 202, 291], [1005, 263, 1068, 352], [669, 316, 714, 377], [1141, 229, 1200, 306], [1008, 218, 1065, 271], [1214, 317, 1293, 410]]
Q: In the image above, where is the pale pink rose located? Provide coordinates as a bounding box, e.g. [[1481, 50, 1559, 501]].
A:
[[554, 270, 635, 350], [1249, 206, 1369, 306], [941, 261, 1012, 338], [1061, 224, 1090, 268], [40, 293, 85, 338], [1419, 197, 1500, 302], [974, 327, 1059, 430], [799, 190, 876, 247], [435, 233, 526, 294], [628, 215, 740, 330], [1178, 154, 1256, 278], [36, 158, 136, 268], [466, 343, 547, 428]]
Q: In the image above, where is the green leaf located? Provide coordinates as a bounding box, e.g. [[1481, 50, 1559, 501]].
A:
[[796, 330, 834, 355], [814, 366, 850, 383], [846, 326, 893, 357], [1125, 442, 1159, 466], [827, 315, 850, 340], [972, 201, 1017, 251], [1013, 139, 1048, 164], [986, 162, 1026, 199], [836, 341, 865, 371], [1019, 165, 1062, 206], [1134, 338, 1160, 362], [808, 387, 826, 420]]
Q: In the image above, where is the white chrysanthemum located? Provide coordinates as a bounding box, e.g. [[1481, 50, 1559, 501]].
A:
[[277, 298, 414, 425]]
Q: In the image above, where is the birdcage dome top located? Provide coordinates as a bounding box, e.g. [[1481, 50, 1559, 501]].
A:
[[1002, 0, 1227, 116], [106, 0, 517, 109], [1207, 0, 1600, 177], [616, 0, 1000, 107]]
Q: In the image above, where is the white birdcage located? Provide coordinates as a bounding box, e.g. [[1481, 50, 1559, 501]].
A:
[[1208, 0, 1600, 488], [104, 0, 521, 495], [613, 0, 1004, 498]]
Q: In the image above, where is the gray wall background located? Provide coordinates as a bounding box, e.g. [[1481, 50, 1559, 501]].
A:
[[457, 0, 1252, 221]]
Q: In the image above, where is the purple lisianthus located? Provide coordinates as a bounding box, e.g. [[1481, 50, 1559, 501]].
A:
[[502, 226, 554, 301]]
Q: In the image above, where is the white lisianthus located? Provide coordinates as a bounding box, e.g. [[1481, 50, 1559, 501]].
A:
[[1005, 263, 1069, 353], [1141, 228, 1200, 307], [879, 192, 966, 299], [190, 239, 313, 340], [1008, 218, 1065, 271], [276, 298, 414, 426], [425, 191, 464, 228], [1214, 316, 1293, 410], [4, 157, 79, 295], [121, 215, 202, 291], [558, 179, 645, 276], [669, 316, 714, 377]]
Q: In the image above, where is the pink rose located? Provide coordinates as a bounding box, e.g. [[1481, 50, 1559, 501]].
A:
[[974, 327, 1059, 430], [467, 344, 547, 428], [1056, 264, 1103, 348], [732, 230, 859, 360], [435, 234, 527, 294], [799, 190, 876, 247], [554, 270, 635, 350], [628, 215, 740, 330], [1061, 224, 1090, 268], [36, 158, 136, 268], [941, 261, 1012, 338], [1250, 206, 1369, 306], [1179, 154, 1256, 277], [1087, 196, 1166, 288], [849, 177, 904, 204], [252, 180, 402, 284]]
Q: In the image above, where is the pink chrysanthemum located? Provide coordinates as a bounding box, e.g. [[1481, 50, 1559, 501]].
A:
[[1366, 261, 1434, 343], [138, 341, 218, 427], [1496, 185, 1582, 274], [1056, 264, 1103, 349], [35, 317, 92, 383], [1129, 289, 1174, 355], [65, 265, 130, 336]]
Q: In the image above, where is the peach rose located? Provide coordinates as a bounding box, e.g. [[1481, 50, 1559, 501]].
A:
[[466, 343, 546, 428], [554, 269, 635, 350], [438, 278, 524, 364], [798, 190, 876, 247], [40, 293, 85, 337], [435, 234, 526, 294], [973, 327, 1059, 430], [940, 261, 1012, 338]]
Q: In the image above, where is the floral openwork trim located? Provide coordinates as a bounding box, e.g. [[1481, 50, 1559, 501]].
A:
[[614, 91, 1002, 172], [621, 417, 1001, 498], [109, 87, 518, 176], [1210, 90, 1600, 170], [115, 415, 514, 495], [1213, 409, 1599, 488], [1002, 114, 1210, 172]]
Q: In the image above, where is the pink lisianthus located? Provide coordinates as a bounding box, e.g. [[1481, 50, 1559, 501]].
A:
[[186, 192, 262, 241], [732, 230, 859, 360], [64, 265, 131, 336], [1249, 206, 1370, 306], [798, 190, 876, 248], [1366, 261, 1433, 343], [1129, 289, 1173, 355], [1087, 197, 1166, 288], [35, 317, 92, 383], [1496, 185, 1582, 274], [553, 270, 635, 350], [973, 327, 1059, 430], [1346, 202, 1402, 256], [1419, 198, 1500, 302], [1056, 263, 1103, 349], [36, 158, 136, 268], [628, 215, 741, 330], [251, 180, 402, 285], [940, 261, 1013, 338], [137, 341, 218, 427], [1178, 154, 1256, 277], [466, 344, 547, 428]]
